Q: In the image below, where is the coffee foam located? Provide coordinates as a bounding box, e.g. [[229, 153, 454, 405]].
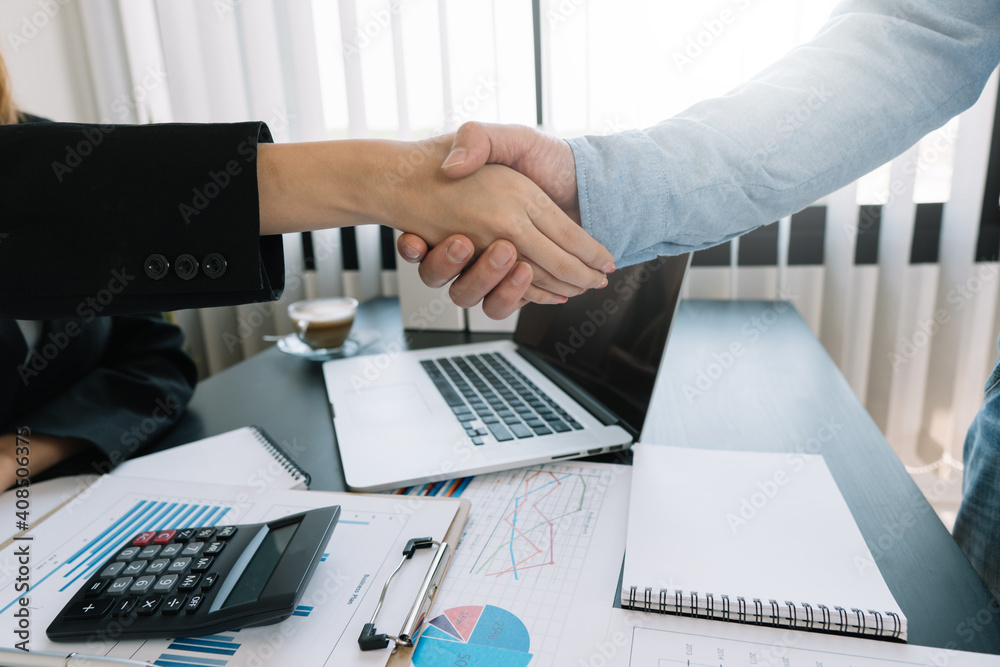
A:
[[290, 301, 355, 323]]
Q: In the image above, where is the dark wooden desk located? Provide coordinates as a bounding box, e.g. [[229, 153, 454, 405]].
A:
[[155, 298, 1000, 653]]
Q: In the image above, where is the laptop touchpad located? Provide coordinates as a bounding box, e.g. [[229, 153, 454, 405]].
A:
[[346, 384, 431, 423]]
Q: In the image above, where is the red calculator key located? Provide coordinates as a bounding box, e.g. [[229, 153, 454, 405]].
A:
[[132, 531, 156, 547], [153, 530, 176, 545]]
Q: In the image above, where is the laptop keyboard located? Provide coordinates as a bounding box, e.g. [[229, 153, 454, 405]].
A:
[[420, 352, 583, 445]]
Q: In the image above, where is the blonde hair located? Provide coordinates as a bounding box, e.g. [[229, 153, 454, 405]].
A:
[[0, 50, 20, 125]]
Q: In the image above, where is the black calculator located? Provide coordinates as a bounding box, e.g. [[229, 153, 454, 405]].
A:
[[47, 505, 341, 641]]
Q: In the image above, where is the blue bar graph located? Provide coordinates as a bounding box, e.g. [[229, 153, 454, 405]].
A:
[[157, 631, 242, 666], [2, 499, 231, 612], [167, 637, 240, 654]]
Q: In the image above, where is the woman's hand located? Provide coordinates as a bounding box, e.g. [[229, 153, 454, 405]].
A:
[[0, 432, 87, 491]]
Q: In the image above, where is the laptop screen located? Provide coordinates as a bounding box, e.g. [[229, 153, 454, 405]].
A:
[[513, 254, 689, 437]]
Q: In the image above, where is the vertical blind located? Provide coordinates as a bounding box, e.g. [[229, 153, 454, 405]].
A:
[[73, 0, 999, 522]]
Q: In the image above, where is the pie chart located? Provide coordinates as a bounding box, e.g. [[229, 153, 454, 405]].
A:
[[412, 604, 533, 666]]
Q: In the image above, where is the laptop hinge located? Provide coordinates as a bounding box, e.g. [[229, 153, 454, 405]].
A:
[[516, 348, 629, 433]]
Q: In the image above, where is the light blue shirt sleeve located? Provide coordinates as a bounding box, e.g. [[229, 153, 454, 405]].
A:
[[567, 0, 1000, 267]]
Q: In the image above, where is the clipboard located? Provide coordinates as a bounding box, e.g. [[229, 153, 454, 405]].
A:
[[377, 497, 469, 666]]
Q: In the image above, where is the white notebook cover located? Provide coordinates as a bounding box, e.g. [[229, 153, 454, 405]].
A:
[[112, 426, 309, 490], [623, 444, 906, 638]]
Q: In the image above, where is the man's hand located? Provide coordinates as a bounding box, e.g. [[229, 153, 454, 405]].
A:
[[398, 122, 610, 320], [439, 122, 581, 222], [397, 234, 577, 320]]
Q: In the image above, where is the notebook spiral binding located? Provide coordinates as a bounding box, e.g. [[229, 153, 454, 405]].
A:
[[625, 586, 903, 640], [250, 425, 311, 486]]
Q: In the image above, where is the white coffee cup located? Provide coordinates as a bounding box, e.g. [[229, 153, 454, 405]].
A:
[[287, 298, 359, 350]]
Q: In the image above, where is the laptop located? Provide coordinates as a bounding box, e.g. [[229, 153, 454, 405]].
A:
[[322, 254, 689, 491]]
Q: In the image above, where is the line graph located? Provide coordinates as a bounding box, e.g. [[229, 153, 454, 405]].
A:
[[418, 462, 629, 666], [472, 471, 590, 579]]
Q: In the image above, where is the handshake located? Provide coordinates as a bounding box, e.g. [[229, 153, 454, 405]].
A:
[[367, 122, 614, 320]]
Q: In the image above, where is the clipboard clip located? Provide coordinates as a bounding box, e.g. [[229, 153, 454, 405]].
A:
[[359, 537, 451, 651]]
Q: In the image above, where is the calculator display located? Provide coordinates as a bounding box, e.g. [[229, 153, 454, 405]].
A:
[[222, 523, 298, 609]]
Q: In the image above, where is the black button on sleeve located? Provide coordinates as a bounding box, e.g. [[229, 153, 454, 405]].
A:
[[202, 252, 227, 279], [144, 254, 170, 280], [175, 254, 199, 280]]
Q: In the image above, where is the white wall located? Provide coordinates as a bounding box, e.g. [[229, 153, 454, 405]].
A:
[[1, 0, 96, 122]]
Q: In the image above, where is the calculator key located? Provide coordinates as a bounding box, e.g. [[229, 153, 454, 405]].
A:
[[138, 545, 162, 561], [175, 528, 196, 541], [153, 530, 176, 545], [191, 556, 214, 573], [167, 558, 191, 574], [100, 562, 126, 579], [159, 542, 184, 558], [185, 594, 204, 614], [194, 528, 216, 540], [83, 579, 110, 597], [107, 577, 135, 597], [178, 574, 202, 591], [64, 599, 113, 621], [216, 526, 237, 539], [115, 546, 141, 562], [113, 597, 137, 617], [153, 574, 179, 594], [130, 575, 156, 595], [145, 558, 170, 575], [200, 572, 219, 590], [181, 542, 205, 557], [136, 595, 162, 616], [161, 594, 187, 615], [132, 531, 156, 547], [204, 541, 225, 555], [122, 560, 147, 577]]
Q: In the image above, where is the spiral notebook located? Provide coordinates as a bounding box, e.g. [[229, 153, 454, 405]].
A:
[[623, 445, 907, 641], [112, 425, 310, 490]]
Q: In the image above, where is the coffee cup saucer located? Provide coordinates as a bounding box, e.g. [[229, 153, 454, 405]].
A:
[[275, 329, 381, 361]]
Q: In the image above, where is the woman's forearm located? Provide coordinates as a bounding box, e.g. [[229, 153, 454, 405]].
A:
[[256, 137, 612, 295], [257, 140, 393, 235]]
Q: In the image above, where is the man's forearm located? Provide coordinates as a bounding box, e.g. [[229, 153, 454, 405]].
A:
[[570, 0, 1000, 266]]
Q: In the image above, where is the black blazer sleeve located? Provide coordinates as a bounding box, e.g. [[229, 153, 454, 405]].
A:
[[12, 313, 197, 466], [0, 121, 284, 319]]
